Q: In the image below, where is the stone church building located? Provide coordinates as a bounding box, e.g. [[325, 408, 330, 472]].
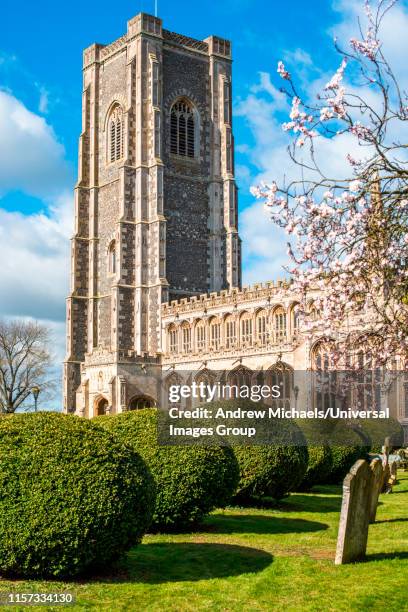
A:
[[63, 12, 407, 440]]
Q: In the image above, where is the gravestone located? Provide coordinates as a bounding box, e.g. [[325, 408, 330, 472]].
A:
[[369, 458, 384, 523], [389, 461, 398, 489], [381, 437, 391, 493], [335, 459, 373, 565]]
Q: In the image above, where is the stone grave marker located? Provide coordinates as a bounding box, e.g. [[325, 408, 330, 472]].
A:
[[369, 458, 384, 523], [335, 459, 373, 565], [389, 461, 398, 489], [381, 437, 391, 493]]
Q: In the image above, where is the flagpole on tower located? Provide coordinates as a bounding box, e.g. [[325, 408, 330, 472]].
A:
[[155, 0, 158, 16]]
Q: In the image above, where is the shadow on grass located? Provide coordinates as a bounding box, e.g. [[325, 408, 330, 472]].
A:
[[204, 514, 329, 535], [365, 551, 408, 562], [374, 517, 408, 524], [123, 543, 273, 583], [230, 490, 342, 514], [4, 544, 272, 585], [278, 494, 342, 514]]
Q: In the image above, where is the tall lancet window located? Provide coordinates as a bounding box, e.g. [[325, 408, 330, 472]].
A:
[[108, 105, 123, 163], [170, 99, 196, 158]]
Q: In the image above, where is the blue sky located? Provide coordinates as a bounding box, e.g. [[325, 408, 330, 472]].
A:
[[1, 0, 408, 370]]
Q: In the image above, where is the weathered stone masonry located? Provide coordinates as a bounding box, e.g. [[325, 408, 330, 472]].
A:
[[63, 13, 408, 442], [64, 13, 241, 416]]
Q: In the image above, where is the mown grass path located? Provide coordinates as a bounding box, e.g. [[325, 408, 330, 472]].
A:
[[2, 474, 407, 611]]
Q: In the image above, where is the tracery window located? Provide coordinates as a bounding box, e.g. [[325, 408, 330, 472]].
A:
[[182, 324, 192, 353], [170, 99, 195, 158], [196, 321, 206, 351], [241, 313, 253, 345], [169, 326, 178, 353], [225, 316, 236, 349], [274, 307, 287, 342], [312, 339, 337, 411], [266, 364, 293, 409], [292, 304, 300, 334], [210, 319, 221, 350], [256, 310, 268, 346], [108, 105, 123, 163], [356, 346, 382, 412]]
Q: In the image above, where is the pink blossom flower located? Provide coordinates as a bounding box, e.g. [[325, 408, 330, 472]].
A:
[[277, 61, 290, 80], [320, 107, 334, 121], [349, 180, 361, 192], [325, 58, 348, 90]]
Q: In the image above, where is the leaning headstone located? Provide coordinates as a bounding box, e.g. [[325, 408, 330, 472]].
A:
[[369, 458, 384, 523], [335, 460, 374, 565]]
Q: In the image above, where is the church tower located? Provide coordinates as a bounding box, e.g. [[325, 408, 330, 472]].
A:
[[64, 13, 241, 415]]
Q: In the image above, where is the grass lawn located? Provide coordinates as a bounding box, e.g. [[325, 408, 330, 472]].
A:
[[1, 474, 407, 611]]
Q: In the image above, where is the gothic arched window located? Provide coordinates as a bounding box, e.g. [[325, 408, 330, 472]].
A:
[[195, 319, 206, 351], [209, 317, 221, 350], [311, 339, 337, 411], [108, 105, 123, 163], [168, 324, 178, 353], [181, 322, 192, 353], [256, 309, 268, 346], [224, 314, 236, 349], [274, 306, 287, 343], [170, 99, 196, 158], [240, 312, 253, 346]]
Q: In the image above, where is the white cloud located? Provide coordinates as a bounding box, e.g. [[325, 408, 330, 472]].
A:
[[0, 89, 73, 406], [240, 204, 290, 286], [0, 192, 72, 323], [0, 90, 71, 199], [250, 72, 287, 107], [38, 87, 49, 114], [284, 48, 313, 67]]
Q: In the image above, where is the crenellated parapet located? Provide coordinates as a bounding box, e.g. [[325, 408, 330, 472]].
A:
[[160, 279, 304, 364], [161, 280, 293, 317]]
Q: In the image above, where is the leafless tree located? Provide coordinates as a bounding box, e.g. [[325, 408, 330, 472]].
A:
[[0, 319, 56, 413]]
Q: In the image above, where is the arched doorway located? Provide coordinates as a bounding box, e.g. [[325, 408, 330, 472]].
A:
[[95, 396, 109, 416], [128, 395, 156, 411]]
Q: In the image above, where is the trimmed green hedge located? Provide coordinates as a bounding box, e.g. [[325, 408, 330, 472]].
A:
[[0, 412, 155, 578], [295, 420, 333, 489], [205, 400, 308, 502], [329, 444, 365, 483], [353, 417, 404, 453], [94, 409, 240, 531], [298, 445, 333, 490], [233, 444, 308, 501], [297, 418, 367, 484], [326, 422, 368, 483]]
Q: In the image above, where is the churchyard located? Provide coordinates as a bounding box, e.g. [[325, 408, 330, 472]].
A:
[[1, 465, 407, 610]]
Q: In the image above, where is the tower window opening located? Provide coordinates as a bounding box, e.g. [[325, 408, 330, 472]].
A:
[[108, 105, 123, 163], [170, 100, 196, 158]]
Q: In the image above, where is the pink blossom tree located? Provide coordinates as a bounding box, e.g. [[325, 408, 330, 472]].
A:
[[252, 0, 408, 369]]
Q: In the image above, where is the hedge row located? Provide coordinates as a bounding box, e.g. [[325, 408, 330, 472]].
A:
[[94, 409, 240, 532], [0, 403, 396, 578]]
